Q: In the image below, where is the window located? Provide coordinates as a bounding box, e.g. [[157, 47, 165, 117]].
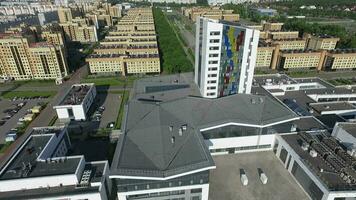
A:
[[207, 80, 216, 84], [208, 74, 217, 77], [208, 67, 217, 71], [209, 54, 218, 58], [209, 39, 219, 43], [210, 31, 220, 36], [191, 188, 202, 193], [207, 86, 216, 90], [206, 92, 215, 96], [209, 46, 219, 50], [208, 60, 218, 64]]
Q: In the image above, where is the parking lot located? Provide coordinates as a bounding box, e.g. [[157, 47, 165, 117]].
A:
[[89, 92, 121, 129], [0, 98, 47, 144], [209, 151, 309, 200]]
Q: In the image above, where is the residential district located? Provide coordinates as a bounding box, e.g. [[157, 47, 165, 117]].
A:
[[0, 0, 355, 200]]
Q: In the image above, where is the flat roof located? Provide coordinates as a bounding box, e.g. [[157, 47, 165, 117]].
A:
[[0, 127, 81, 180], [111, 94, 298, 178], [253, 74, 297, 85], [132, 73, 201, 102], [316, 114, 346, 130], [209, 151, 309, 200], [0, 185, 100, 199], [337, 122, 356, 138], [58, 84, 94, 106], [282, 132, 356, 191], [310, 102, 356, 113]]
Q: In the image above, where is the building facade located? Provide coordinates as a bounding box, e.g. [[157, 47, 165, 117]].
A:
[[86, 8, 160, 75], [54, 83, 96, 121], [194, 17, 259, 98], [0, 35, 68, 81], [0, 126, 111, 200]]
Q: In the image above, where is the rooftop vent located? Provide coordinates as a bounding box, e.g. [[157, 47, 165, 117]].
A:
[[301, 142, 309, 151], [182, 124, 187, 131], [169, 126, 173, 132], [324, 105, 330, 109], [171, 136, 175, 144], [310, 149, 318, 157]]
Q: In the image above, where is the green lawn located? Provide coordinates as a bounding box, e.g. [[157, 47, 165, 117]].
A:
[[286, 71, 319, 78], [1, 91, 56, 99], [328, 78, 356, 86], [115, 90, 129, 129]]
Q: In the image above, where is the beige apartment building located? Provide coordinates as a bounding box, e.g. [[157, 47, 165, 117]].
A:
[[58, 7, 72, 23], [271, 39, 307, 50], [262, 22, 284, 31], [323, 49, 356, 70], [276, 50, 326, 70], [41, 31, 65, 46], [307, 35, 339, 50], [0, 35, 68, 81], [182, 7, 239, 22], [268, 31, 299, 40], [60, 23, 98, 42], [86, 54, 160, 75], [256, 45, 275, 68], [28, 43, 68, 79], [87, 7, 161, 75]]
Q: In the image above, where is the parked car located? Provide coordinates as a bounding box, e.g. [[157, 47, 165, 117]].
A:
[[0, 120, 6, 126], [107, 122, 115, 128]]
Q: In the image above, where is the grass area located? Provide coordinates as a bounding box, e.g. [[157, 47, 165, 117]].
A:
[[81, 76, 137, 86], [0, 142, 12, 153], [115, 90, 129, 129], [1, 91, 56, 99], [285, 71, 319, 78], [328, 78, 356, 86], [153, 8, 193, 73], [48, 116, 58, 126]]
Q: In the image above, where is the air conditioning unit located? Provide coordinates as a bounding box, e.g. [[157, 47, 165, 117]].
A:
[[310, 149, 318, 157], [301, 142, 309, 151]]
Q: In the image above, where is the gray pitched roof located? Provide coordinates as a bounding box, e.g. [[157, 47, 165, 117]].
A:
[[111, 94, 298, 178]]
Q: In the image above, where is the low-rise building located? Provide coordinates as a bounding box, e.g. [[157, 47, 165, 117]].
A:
[[182, 7, 239, 22], [307, 35, 339, 50], [268, 31, 299, 40], [54, 83, 96, 121], [271, 39, 307, 50], [323, 49, 356, 70], [276, 50, 325, 70], [0, 126, 111, 200], [256, 44, 275, 68]]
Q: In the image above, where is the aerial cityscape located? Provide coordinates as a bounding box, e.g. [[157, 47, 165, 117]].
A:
[[0, 0, 355, 199]]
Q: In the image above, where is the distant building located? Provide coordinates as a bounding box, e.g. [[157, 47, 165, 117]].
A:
[[54, 83, 96, 121], [57, 7, 72, 23], [0, 126, 111, 200], [0, 34, 68, 82], [253, 8, 278, 17], [87, 8, 160, 75], [60, 22, 98, 43], [323, 49, 356, 70], [182, 7, 239, 22], [306, 35, 340, 50], [194, 17, 259, 98]]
